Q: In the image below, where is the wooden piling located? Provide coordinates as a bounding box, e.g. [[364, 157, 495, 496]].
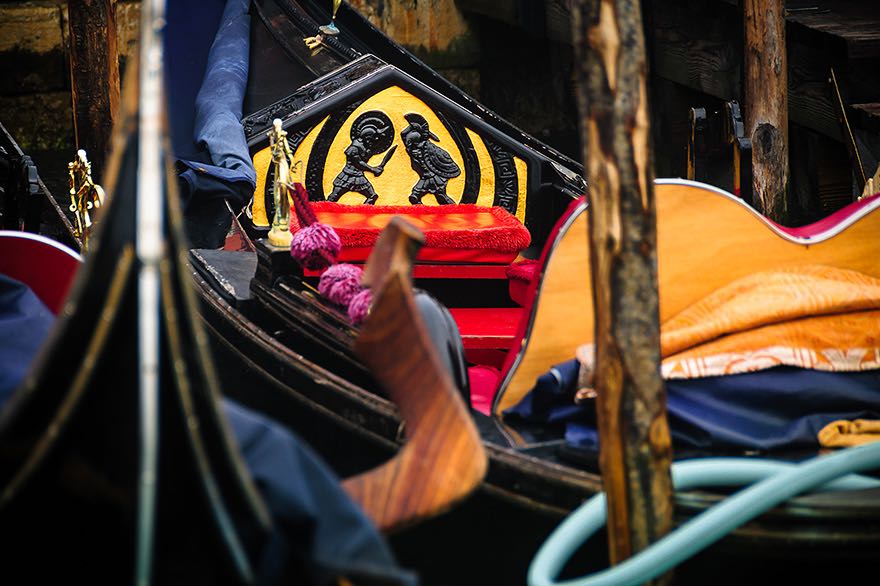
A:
[[68, 0, 120, 183], [743, 0, 788, 223], [571, 0, 674, 572]]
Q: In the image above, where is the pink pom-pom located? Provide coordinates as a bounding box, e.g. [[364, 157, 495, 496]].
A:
[[347, 288, 373, 325], [318, 263, 364, 307], [289, 222, 342, 270]]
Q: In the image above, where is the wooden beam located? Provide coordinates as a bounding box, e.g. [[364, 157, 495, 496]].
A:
[[68, 0, 120, 183], [744, 0, 789, 223], [571, 0, 673, 571]]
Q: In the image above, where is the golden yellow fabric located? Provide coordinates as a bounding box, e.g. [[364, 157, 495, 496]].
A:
[[660, 265, 880, 379], [818, 419, 880, 448]]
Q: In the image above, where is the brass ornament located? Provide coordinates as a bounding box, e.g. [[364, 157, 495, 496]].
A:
[[67, 149, 105, 249], [318, 0, 342, 35], [267, 119, 294, 248]]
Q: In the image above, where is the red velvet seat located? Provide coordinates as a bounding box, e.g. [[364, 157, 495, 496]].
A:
[[467, 198, 587, 414], [0, 231, 82, 315], [292, 202, 531, 264], [296, 202, 535, 354]]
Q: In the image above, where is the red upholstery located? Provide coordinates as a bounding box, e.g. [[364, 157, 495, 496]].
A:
[[468, 198, 587, 412], [305, 263, 512, 280], [448, 307, 522, 350], [0, 231, 82, 315], [464, 348, 508, 370], [467, 365, 501, 415], [291, 202, 531, 264], [506, 259, 540, 306]]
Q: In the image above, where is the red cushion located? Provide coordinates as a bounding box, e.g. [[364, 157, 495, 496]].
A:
[[463, 198, 588, 412], [449, 307, 523, 350], [493, 198, 588, 405], [464, 348, 508, 370], [506, 259, 540, 306], [291, 202, 531, 264], [0, 231, 81, 315], [468, 365, 501, 415]]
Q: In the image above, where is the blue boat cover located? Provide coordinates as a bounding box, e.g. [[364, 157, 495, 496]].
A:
[[165, 0, 256, 210], [506, 358, 880, 453], [0, 274, 415, 585], [0, 274, 54, 406]]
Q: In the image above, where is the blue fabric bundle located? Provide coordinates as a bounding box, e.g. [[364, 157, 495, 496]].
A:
[[0, 274, 54, 406], [165, 0, 255, 211], [506, 359, 880, 453]]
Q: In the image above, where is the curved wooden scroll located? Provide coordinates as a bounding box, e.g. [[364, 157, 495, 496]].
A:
[[343, 217, 488, 532]]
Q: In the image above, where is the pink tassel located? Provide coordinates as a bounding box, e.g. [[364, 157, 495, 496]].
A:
[[347, 288, 373, 325], [318, 263, 364, 307], [290, 222, 342, 270], [285, 182, 374, 324]]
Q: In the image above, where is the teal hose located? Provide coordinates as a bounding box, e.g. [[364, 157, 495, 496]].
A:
[[529, 443, 880, 586]]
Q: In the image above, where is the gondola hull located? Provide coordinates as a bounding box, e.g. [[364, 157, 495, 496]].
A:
[[4, 0, 880, 580], [191, 251, 880, 581]]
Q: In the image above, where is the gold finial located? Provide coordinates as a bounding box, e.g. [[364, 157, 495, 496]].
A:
[[267, 119, 294, 248], [67, 148, 105, 249], [318, 0, 342, 35]]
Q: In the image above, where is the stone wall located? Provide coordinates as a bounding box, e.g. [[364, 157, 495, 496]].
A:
[[0, 0, 139, 150], [0, 1, 577, 159]]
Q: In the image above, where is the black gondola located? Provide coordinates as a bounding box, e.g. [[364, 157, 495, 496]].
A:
[[3, 0, 880, 584], [172, 1, 880, 583], [0, 3, 475, 582]]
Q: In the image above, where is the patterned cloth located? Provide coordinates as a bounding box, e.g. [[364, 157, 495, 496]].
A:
[[505, 360, 880, 452], [661, 265, 880, 378], [506, 265, 880, 452]]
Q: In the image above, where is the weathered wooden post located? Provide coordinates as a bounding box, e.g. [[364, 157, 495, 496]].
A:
[[68, 0, 120, 182], [743, 0, 788, 223], [571, 0, 674, 573]]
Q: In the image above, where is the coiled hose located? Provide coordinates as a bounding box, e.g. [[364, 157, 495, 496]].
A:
[[529, 442, 880, 586]]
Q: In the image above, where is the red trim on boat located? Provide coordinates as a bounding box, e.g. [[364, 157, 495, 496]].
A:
[[767, 192, 880, 239]]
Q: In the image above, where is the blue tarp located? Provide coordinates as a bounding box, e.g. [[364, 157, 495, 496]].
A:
[[506, 359, 880, 453], [0, 274, 53, 406], [165, 0, 255, 210]]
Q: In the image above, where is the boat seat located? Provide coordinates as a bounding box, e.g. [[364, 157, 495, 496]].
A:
[[506, 259, 540, 307], [0, 231, 81, 315], [448, 307, 522, 350], [292, 202, 533, 351], [292, 202, 531, 265]]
